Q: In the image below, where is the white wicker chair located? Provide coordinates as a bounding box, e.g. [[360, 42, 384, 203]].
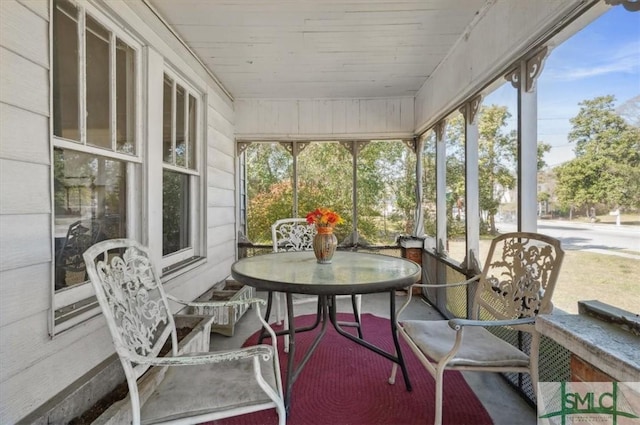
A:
[[83, 239, 286, 425], [389, 232, 564, 425], [271, 218, 362, 350]]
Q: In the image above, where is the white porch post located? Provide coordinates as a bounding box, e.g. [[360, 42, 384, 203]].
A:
[[435, 121, 447, 255], [462, 96, 482, 271], [413, 137, 425, 237], [510, 48, 548, 232]]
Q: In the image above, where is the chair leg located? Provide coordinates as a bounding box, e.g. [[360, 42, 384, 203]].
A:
[[283, 297, 290, 353], [388, 356, 398, 384], [434, 365, 445, 425], [530, 332, 540, 403], [275, 291, 283, 325], [351, 294, 363, 338]]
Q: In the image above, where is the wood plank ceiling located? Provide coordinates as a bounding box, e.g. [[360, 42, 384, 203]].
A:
[[146, 0, 490, 99]]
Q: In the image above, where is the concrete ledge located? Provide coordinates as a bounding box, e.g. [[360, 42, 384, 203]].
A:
[[536, 305, 640, 382]]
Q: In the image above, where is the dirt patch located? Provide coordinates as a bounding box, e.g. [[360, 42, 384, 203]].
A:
[[68, 327, 193, 425]]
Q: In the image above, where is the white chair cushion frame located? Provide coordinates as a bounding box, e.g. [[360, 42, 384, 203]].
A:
[[271, 218, 362, 351], [389, 232, 564, 425], [83, 239, 286, 425]]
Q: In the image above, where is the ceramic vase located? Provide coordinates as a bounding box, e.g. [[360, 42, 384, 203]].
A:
[[313, 226, 338, 264]]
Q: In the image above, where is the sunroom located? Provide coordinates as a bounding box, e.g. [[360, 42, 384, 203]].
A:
[[1, 0, 638, 424]]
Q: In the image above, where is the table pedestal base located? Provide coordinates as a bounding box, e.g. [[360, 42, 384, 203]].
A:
[[259, 291, 412, 413]]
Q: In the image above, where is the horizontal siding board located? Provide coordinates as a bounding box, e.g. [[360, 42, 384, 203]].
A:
[[0, 103, 49, 164], [207, 167, 234, 191], [207, 86, 234, 123], [206, 239, 236, 264], [0, 0, 49, 68], [207, 146, 234, 174], [0, 263, 50, 328], [207, 127, 234, 155], [206, 223, 235, 247], [207, 187, 234, 208], [233, 99, 258, 135], [16, 0, 48, 21], [0, 214, 50, 272], [206, 206, 235, 227], [207, 105, 235, 139], [0, 47, 49, 116], [0, 316, 113, 424], [0, 159, 50, 214]]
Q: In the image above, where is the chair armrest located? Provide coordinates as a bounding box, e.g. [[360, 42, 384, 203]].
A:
[[412, 274, 481, 289], [448, 317, 535, 331], [132, 345, 275, 367]]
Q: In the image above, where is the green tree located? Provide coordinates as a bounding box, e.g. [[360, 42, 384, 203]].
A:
[[555, 95, 640, 216], [445, 114, 466, 238], [477, 106, 517, 234], [445, 105, 551, 235], [246, 141, 417, 245]]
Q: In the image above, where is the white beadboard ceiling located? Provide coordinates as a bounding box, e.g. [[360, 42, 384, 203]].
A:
[[146, 0, 490, 99]]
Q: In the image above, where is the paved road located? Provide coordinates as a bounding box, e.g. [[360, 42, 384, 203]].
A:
[[497, 220, 640, 259]]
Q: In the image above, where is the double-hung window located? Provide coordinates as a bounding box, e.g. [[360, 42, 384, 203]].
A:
[[161, 71, 202, 271], [51, 0, 141, 333]]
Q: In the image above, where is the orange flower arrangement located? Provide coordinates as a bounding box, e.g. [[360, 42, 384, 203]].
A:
[[306, 207, 344, 228]]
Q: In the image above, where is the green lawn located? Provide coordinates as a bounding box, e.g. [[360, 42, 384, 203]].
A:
[[552, 250, 639, 314], [447, 239, 639, 315]]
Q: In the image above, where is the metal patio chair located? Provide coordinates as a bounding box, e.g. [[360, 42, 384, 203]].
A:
[[389, 232, 564, 425], [83, 238, 286, 425], [271, 218, 362, 350]]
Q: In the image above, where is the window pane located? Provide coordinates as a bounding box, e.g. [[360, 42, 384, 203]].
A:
[[175, 85, 186, 167], [53, 0, 79, 141], [188, 94, 197, 169], [358, 140, 416, 245], [298, 142, 352, 245], [53, 148, 127, 290], [445, 112, 466, 262], [163, 75, 173, 163], [163, 170, 190, 255], [115, 37, 135, 154], [245, 143, 293, 243], [422, 130, 437, 236], [478, 83, 519, 262], [86, 15, 111, 149]]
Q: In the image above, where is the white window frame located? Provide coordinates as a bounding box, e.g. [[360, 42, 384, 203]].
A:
[[159, 67, 204, 272], [50, 0, 143, 335]]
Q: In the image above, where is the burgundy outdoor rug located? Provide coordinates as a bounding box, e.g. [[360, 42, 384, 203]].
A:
[[212, 313, 492, 425]]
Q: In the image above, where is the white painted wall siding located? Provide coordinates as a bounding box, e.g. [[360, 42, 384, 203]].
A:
[[0, 0, 236, 423], [414, 0, 585, 133], [235, 97, 414, 141]]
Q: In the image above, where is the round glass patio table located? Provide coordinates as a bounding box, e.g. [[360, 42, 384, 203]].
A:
[[231, 250, 421, 412]]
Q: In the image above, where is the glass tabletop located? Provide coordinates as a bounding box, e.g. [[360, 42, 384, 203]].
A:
[[231, 251, 421, 295]]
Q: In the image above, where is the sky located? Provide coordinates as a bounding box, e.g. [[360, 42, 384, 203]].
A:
[[485, 6, 640, 168]]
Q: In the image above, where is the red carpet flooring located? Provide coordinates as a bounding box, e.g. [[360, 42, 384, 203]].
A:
[[212, 313, 493, 425]]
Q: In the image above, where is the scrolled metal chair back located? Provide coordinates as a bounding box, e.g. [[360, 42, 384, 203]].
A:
[[474, 232, 564, 324], [272, 218, 316, 252], [84, 239, 176, 378]]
